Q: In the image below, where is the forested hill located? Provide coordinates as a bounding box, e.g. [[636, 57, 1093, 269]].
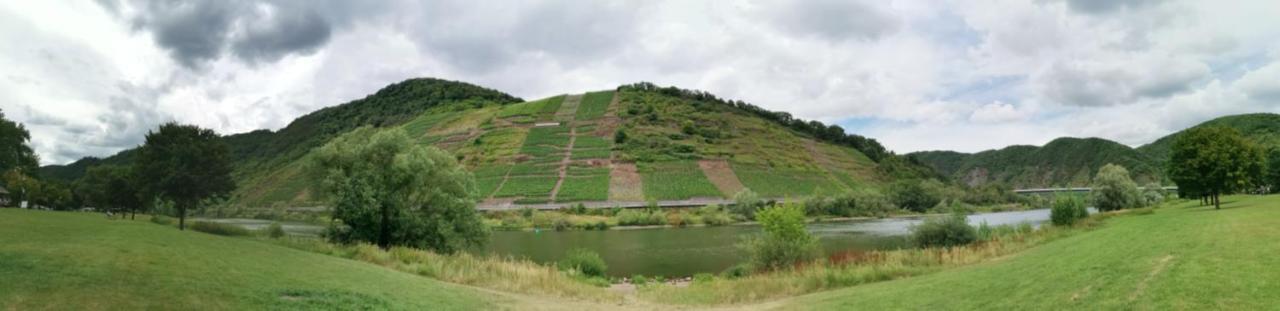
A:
[[39, 78, 522, 182], [909, 112, 1280, 189], [41, 78, 932, 208], [910, 137, 1163, 188], [1136, 113, 1280, 168]]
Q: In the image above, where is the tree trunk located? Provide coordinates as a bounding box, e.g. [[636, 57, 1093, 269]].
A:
[[179, 204, 187, 230], [1214, 193, 1221, 210], [378, 203, 390, 249]]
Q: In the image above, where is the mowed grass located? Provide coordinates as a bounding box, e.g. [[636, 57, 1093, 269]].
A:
[[0, 209, 496, 310], [782, 195, 1280, 310], [638, 161, 724, 200], [575, 91, 614, 120]]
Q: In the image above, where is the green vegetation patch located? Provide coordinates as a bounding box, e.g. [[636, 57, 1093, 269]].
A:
[[498, 95, 565, 118], [575, 91, 614, 121], [638, 161, 724, 200], [476, 177, 505, 197], [555, 175, 610, 202], [492, 176, 557, 198], [570, 149, 612, 160], [457, 128, 526, 166], [508, 163, 559, 176], [574, 136, 612, 149], [732, 163, 845, 198]]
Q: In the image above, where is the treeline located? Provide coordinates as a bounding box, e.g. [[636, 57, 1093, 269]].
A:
[[617, 82, 889, 162]]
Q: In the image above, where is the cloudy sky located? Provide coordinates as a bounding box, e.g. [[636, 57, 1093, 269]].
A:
[[3, 0, 1279, 165]]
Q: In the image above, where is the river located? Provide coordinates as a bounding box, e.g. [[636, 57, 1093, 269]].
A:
[[199, 208, 1061, 278]]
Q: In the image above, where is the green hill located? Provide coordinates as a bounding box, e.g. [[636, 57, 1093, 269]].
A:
[[42, 79, 922, 208], [910, 137, 1162, 188], [1137, 113, 1280, 168]]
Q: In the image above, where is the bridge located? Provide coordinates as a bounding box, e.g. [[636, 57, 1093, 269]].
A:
[[1014, 186, 1178, 195]]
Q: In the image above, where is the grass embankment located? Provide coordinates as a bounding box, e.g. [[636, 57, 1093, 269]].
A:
[[783, 195, 1280, 309], [0, 209, 498, 310]]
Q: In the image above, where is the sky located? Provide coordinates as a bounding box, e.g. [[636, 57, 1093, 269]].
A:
[[2, 1, 1279, 165]]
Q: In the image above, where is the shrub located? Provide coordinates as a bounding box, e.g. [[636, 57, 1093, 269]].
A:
[[692, 273, 715, 284], [558, 248, 608, 278], [910, 212, 976, 248], [1092, 163, 1143, 211], [190, 221, 252, 237], [617, 209, 666, 226], [567, 203, 588, 215], [742, 203, 818, 271], [889, 179, 946, 213], [975, 221, 993, 241], [519, 207, 535, 218], [266, 222, 286, 238], [631, 275, 649, 286], [553, 218, 573, 231], [731, 189, 765, 219], [1050, 195, 1087, 226], [150, 215, 174, 226], [721, 263, 752, 279]]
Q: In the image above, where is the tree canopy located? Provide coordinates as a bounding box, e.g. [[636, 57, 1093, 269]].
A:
[[310, 127, 487, 252], [135, 123, 235, 229], [0, 110, 38, 176], [1091, 163, 1141, 211], [1167, 126, 1265, 209], [77, 165, 143, 218]]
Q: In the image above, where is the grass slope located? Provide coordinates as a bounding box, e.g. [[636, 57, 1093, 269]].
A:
[[0, 210, 497, 310], [785, 195, 1280, 310]]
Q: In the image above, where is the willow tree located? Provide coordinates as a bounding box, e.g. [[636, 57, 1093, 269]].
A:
[[1167, 126, 1264, 209], [310, 127, 487, 252]]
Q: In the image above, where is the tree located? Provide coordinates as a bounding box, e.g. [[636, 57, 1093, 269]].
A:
[[743, 203, 817, 270], [1092, 163, 1142, 211], [1266, 149, 1280, 194], [2, 169, 39, 207], [310, 127, 487, 252], [0, 110, 39, 175], [889, 179, 945, 213], [731, 188, 765, 219], [77, 165, 144, 218], [1167, 127, 1265, 209], [135, 123, 235, 230]]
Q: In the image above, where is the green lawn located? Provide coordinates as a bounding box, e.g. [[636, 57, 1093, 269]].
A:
[[0, 209, 497, 310], [782, 195, 1280, 310]]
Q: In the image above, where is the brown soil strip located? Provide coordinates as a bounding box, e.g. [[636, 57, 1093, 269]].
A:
[[594, 92, 622, 137], [548, 127, 577, 202], [1130, 254, 1175, 301], [698, 159, 746, 197], [609, 162, 644, 202]]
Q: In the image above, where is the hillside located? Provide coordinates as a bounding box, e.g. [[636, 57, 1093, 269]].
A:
[[42, 78, 919, 208], [0, 209, 500, 309], [910, 137, 1162, 188], [1137, 113, 1280, 168]]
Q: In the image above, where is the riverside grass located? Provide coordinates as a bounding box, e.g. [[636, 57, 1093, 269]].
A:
[[0, 209, 496, 310]]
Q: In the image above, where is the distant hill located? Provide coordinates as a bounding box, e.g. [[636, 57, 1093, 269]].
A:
[[910, 137, 1162, 188], [1137, 113, 1280, 168], [910, 112, 1280, 188], [41, 78, 927, 208]]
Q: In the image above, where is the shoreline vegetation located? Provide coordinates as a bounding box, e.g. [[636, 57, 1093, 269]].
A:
[[137, 199, 1158, 307]]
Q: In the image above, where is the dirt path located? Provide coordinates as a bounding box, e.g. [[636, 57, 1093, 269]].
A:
[[698, 159, 746, 197], [484, 165, 516, 200], [608, 162, 645, 202], [548, 126, 577, 202]]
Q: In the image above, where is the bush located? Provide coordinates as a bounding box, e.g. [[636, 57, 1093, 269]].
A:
[[889, 179, 946, 213], [721, 263, 752, 279], [742, 203, 818, 271], [731, 189, 765, 219], [567, 203, 588, 215], [1092, 164, 1143, 211], [616, 209, 667, 226], [975, 221, 993, 241], [692, 273, 715, 284], [266, 222, 286, 238], [150, 215, 174, 226], [552, 218, 573, 231], [190, 221, 253, 237], [1049, 195, 1087, 226], [558, 248, 608, 278], [910, 212, 976, 248]]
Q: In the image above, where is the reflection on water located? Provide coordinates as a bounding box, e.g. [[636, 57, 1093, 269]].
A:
[[482, 208, 1064, 277]]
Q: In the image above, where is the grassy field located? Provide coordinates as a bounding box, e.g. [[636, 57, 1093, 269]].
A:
[[575, 91, 614, 120], [779, 195, 1280, 309], [0, 209, 497, 310]]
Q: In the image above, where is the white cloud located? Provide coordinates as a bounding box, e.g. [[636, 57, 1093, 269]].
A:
[[3, 0, 1280, 164]]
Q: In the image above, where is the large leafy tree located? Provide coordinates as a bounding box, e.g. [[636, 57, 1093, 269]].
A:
[[1167, 126, 1265, 209], [1266, 148, 1280, 194], [1091, 163, 1141, 211], [2, 169, 39, 207], [310, 127, 487, 252], [0, 110, 38, 175], [135, 123, 234, 229], [77, 165, 144, 218]]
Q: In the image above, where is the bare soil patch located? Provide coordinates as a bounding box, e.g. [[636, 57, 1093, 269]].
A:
[[609, 162, 644, 202], [698, 159, 746, 197]]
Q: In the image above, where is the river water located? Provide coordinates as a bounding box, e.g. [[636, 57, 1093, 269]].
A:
[[200, 208, 1060, 277], [482, 208, 1059, 277]]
